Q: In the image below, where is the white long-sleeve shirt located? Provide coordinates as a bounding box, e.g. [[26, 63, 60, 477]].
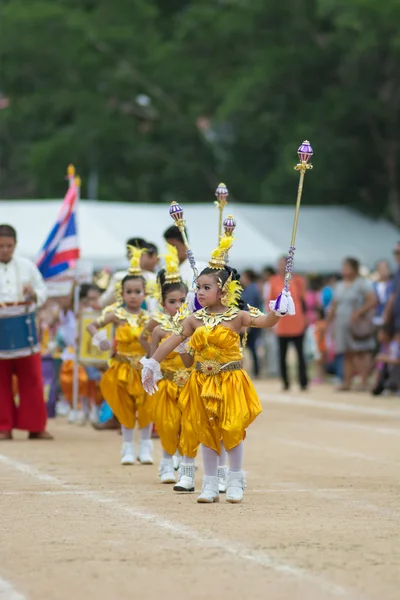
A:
[[180, 258, 207, 289], [0, 256, 47, 306]]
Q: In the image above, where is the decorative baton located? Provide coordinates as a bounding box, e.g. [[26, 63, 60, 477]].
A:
[[169, 201, 198, 280], [214, 183, 229, 243], [284, 140, 313, 291]]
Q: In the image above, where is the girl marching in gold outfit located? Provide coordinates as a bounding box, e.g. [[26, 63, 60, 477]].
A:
[[87, 247, 153, 466], [142, 228, 294, 504], [140, 244, 197, 488]]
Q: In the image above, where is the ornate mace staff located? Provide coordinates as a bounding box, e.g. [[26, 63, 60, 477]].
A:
[[283, 140, 313, 291], [214, 183, 229, 243], [169, 201, 198, 280]]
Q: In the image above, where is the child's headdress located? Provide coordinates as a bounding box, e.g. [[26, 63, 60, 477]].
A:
[[162, 243, 182, 284], [127, 245, 144, 276], [208, 214, 236, 270]]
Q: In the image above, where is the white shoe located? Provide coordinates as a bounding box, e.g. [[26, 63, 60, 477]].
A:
[[160, 458, 176, 484], [173, 451, 182, 471], [121, 442, 135, 465], [89, 406, 99, 425], [173, 462, 195, 492], [75, 409, 87, 426], [197, 476, 219, 503], [226, 470, 245, 503], [218, 465, 229, 493], [68, 409, 77, 424], [138, 440, 154, 465], [56, 398, 71, 417]]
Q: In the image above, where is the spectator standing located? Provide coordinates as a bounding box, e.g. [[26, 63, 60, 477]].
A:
[[268, 256, 308, 391], [372, 260, 393, 326], [241, 269, 262, 377], [328, 258, 376, 391], [384, 242, 400, 331]]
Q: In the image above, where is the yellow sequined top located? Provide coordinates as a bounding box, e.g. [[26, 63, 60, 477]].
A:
[[189, 324, 242, 365]]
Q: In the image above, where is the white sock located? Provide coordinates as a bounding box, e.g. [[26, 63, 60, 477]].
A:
[[121, 426, 134, 443], [81, 397, 89, 414], [182, 455, 195, 466], [139, 424, 152, 441], [162, 449, 173, 460], [218, 442, 227, 467], [201, 445, 219, 476], [227, 441, 244, 472]]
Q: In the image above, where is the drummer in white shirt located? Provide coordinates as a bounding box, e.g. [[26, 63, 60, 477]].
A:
[[0, 224, 53, 440]]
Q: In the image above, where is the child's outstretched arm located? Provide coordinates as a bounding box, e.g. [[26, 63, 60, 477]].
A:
[[141, 317, 195, 394], [86, 311, 115, 351], [240, 309, 280, 330], [139, 318, 159, 356]]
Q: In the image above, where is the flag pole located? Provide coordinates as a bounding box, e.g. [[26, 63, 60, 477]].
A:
[[72, 174, 81, 414]]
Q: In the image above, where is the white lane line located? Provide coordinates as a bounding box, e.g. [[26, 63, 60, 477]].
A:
[[260, 392, 400, 418], [0, 491, 114, 496], [317, 420, 400, 437], [274, 438, 399, 466], [0, 454, 351, 598], [0, 576, 27, 600], [265, 481, 400, 520]]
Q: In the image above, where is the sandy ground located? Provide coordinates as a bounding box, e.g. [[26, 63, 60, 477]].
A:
[[0, 381, 399, 600]]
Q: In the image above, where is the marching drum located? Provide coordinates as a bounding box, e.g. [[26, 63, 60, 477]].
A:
[[0, 302, 39, 359]]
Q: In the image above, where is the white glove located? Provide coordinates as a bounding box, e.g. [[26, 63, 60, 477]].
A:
[[92, 330, 110, 351], [269, 289, 296, 317], [140, 357, 162, 395], [176, 338, 190, 354]]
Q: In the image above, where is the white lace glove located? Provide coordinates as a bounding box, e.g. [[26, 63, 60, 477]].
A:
[[140, 357, 162, 395], [176, 338, 191, 354], [92, 330, 110, 351], [269, 289, 296, 317]]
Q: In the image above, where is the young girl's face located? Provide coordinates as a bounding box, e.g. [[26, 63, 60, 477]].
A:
[[163, 288, 186, 317], [196, 274, 221, 308], [123, 279, 145, 310]]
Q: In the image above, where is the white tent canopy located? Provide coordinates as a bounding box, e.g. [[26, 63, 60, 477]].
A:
[[2, 200, 398, 273]]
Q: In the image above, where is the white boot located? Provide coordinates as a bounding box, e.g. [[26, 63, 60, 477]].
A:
[[218, 465, 229, 493], [121, 442, 135, 465], [89, 405, 99, 425], [68, 409, 77, 424], [226, 470, 245, 503], [173, 462, 195, 492], [75, 409, 87, 426], [172, 450, 182, 471], [159, 458, 176, 484], [138, 440, 154, 465], [197, 476, 219, 503]]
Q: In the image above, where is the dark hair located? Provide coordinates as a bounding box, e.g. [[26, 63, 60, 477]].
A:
[[242, 269, 259, 283], [263, 266, 276, 276], [121, 274, 146, 291], [163, 225, 188, 244], [157, 269, 188, 304], [126, 238, 147, 250], [379, 323, 394, 338], [0, 224, 17, 239], [199, 265, 245, 309], [144, 241, 158, 256], [79, 283, 100, 300], [343, 257, 360, 274]]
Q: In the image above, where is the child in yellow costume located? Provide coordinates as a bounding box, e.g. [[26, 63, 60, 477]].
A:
[[139, 245, 196, 489], [142, 224, 294, 504], [87, 247, 153, 466]]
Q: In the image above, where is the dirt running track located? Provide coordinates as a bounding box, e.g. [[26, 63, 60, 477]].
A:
[[0, 382, 399, 600]]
